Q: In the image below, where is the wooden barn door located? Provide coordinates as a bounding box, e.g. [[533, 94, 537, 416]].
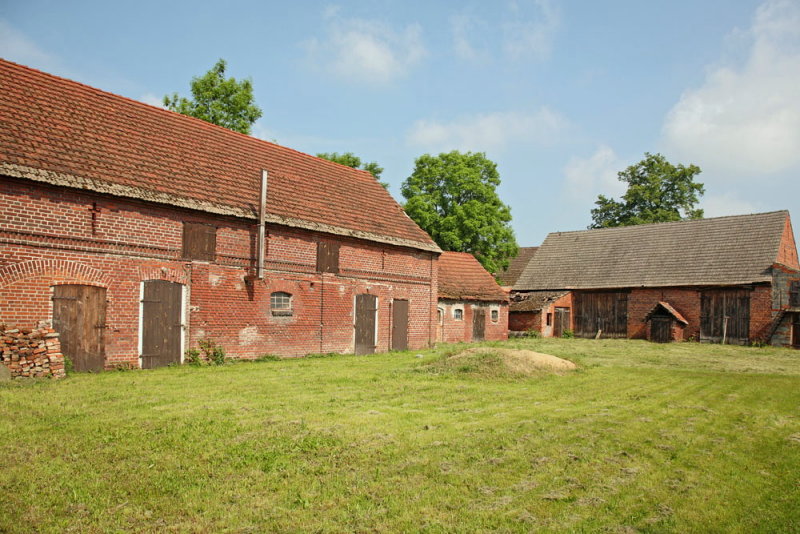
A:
[[355, 294, 377, 355], [554, 307, 570, 338], [391, 299, 409, 351], [141, 280, 183, 369], [573, 292, 628, 338], [52, 285, 106, 372], [472, 307, 486, 341], [700, 290, 750, 344], [651, 317, 672, 343]]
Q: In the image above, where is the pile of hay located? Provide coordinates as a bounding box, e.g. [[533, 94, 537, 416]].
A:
[[430, 347, 577, 377]]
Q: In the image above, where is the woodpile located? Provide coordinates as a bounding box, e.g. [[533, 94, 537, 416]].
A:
[[0, 326, 66, 379]]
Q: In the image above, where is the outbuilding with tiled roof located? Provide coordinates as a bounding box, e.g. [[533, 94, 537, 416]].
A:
[[435, 252, 508, 344]]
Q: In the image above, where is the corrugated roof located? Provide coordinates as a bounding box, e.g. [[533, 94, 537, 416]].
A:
[[438, 252, 509, 302], [497, 246, 538, 286], [0, 59, 439, 252], [515, 211, 791, 290]]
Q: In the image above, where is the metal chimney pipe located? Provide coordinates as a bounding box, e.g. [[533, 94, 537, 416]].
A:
[[257, 170, 268, 279]]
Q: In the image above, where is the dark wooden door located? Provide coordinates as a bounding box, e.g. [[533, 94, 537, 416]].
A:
[[472, 307, 485, 341], [52, 285, 106, 372], [355, 294, 377, 355], [651, 317, 672, 343], [793, 314, 800, 348], [391, 299, 409, 351], [700, 289, 750, 344], [141, 280, 183, 369], [573, 292, 628, 338], [554, 307, 570, 338]]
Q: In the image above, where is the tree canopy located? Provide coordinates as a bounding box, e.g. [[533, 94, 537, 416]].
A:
[[163, 59, 262, 135], [401, 151, 517, 274], [316, 152, 389, 189], [590, 152, 704, 229]]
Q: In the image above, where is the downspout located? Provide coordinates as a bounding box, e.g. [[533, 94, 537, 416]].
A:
[[430, 253, 435, 347], [257, 170, 268, 279]]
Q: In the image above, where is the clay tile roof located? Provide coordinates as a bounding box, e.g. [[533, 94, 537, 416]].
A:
[[496, 246, 538, 285], [438, 252, 509, 302], [0, 59, 439, 252], [515, 211, 792, 290]]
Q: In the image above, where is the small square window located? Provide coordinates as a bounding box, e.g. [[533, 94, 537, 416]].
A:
[[270, 291, 292, 316], [491, 309, 499, 322], [454, 308, 463, 320]]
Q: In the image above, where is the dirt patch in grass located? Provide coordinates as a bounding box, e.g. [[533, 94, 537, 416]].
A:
[[430, 347, 577, 378]]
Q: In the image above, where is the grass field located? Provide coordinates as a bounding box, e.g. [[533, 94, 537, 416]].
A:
[[2, 338, 799, 533]]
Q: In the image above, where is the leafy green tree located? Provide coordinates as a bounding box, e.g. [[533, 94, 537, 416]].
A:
[[164, 59, 262, 135], [401, 150, 518, 273], [316, 152, 389, 189], [590, 152, 704, 229]]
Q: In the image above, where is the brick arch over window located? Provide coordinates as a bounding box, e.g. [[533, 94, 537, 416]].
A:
[[0, 259, 111, 289], [137, 266, 189, 285]]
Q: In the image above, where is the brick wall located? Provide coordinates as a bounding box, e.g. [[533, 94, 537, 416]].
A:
[[438, 299, 508, 343], [777, 215, 800, 270], [509, 311, 539, 332], [0, 177, 438, 365], [627, 288, 701, 340]]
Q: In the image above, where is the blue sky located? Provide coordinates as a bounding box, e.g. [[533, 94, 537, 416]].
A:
[[2, 0, 799, 245]]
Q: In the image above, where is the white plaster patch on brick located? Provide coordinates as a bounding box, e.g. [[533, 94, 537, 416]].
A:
[[238, 325, 263, 346]]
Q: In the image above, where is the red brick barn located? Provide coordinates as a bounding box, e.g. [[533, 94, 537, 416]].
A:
[[0, 59, 442, 371], [436, 252, 509, 343], [513, 212, 800, 347]]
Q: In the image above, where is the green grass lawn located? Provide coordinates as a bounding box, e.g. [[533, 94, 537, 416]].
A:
[[2, 339, 799, 533]]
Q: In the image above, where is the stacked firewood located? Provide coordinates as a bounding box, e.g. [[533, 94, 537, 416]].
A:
[[0, 326, 66, 379]]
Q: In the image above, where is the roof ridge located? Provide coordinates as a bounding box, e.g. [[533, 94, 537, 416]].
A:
[[547, 210, 789, 238]]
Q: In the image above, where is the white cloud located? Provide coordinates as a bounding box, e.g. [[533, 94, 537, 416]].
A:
[[0, 19, 60, 72], [562, 145, 625, 203], [406, 108, 568, 153], [451, 13, 489, 62], [305, 11, 426, 84], [503, 0, 560, 61], [663, 0, 800, 176], [701, 192, 760, 218]]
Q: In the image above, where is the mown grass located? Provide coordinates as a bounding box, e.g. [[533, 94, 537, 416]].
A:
[[1, 339, 799, 533]]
